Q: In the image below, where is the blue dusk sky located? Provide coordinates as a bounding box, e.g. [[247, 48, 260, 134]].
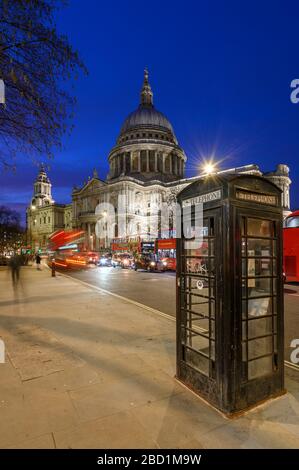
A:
[[1, 0, 299, 224]]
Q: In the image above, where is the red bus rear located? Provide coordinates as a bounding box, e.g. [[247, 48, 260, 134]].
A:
[[283, 210, 299, 282]]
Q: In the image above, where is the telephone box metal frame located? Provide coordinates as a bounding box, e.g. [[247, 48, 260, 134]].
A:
[[176, 174, 285, 415]]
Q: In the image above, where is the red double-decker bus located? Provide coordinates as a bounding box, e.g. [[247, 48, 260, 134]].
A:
[[283, 210, 299, 282]]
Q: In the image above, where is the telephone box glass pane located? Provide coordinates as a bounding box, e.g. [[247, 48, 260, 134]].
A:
[[248, 356, 273, 379], [247, 219, 273, 237], [241, 216, 277, 381], [247, 239, 272, 256], [181, 214, 216, 377], [248, 336, 273, 359]]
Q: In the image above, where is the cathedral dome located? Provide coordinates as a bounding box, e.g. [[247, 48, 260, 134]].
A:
[[117, 69, 177, 144], [108, 69, 186, 182], [120, 106, 174, 135]]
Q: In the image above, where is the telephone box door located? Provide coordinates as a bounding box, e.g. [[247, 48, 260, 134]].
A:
[[177, 208, 222, 405]]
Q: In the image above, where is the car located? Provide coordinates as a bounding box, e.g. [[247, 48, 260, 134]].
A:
[[120, 255, 134, 269], [133, 255, 165, 272], [98, 255, 112, 267], [160, 257, 176, 271], [87, 252, 99, 264], [111, 256, 120, 268], [112, 253, 134, 269]]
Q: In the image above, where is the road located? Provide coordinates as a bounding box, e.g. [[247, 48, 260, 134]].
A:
[[66, 265, 299, 364], [69, 266, 177, 316]]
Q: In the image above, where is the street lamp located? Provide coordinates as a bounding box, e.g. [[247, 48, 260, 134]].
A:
[[200, 159, 218, 176]]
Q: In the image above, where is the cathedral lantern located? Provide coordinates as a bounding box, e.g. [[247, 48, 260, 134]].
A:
[[176, 174, 285, 415]]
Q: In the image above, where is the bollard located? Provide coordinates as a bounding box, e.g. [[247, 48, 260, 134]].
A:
[[51, 261, 56, 277]]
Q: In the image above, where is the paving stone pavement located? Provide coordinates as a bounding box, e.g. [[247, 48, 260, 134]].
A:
[[0, 266, 299, 449]]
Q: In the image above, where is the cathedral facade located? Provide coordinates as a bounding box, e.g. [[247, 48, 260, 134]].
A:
[[26, 165, 72, 251], [71, 70, 291, 251], [27, 70, 292, 252]]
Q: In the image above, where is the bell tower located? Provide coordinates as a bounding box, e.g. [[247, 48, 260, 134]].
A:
[[31, 164, 54, 208]]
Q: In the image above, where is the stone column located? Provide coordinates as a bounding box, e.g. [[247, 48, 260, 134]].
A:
[[155, 151, 158, 172], [162, 153, 166, 173], [174, 155, 178, 175], [128, 151, 131, 173], [146, 150, 149, 172], [138, 151, 141, 172], [130, 152, 133, 172]]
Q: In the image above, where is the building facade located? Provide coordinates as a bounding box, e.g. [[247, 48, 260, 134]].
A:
[[71, 70, 292, 250], [27, 70, 292, 252], [26, 165, 72, 251]]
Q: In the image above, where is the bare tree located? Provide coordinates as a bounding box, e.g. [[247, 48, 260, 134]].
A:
[[0, 0, 87, 169]]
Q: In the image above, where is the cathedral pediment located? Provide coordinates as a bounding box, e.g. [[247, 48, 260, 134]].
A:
[[75, 178, 106, 195]]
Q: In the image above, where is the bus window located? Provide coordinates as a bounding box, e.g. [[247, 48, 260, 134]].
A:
[[285, 216, 299, 228]]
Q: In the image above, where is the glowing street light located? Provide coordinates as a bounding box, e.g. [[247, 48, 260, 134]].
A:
[[203, 163, 215, 174], [201, 159, 218, 176]]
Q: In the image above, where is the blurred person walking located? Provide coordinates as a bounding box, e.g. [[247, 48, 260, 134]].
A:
[[9, 253, 21, 288], [35, 253, 42, 270]]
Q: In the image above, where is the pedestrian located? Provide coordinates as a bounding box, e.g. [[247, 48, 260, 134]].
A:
[[35, 253, 42, 270], [9, 253, 21, 288]]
